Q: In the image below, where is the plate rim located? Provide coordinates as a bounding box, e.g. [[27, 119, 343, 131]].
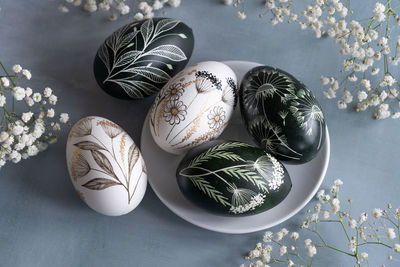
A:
[[140, 60, 330, 234]]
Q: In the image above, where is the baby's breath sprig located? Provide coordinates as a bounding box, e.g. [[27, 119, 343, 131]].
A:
[[59, 0, 182, 21], [242, 179, 400, 267], [223, 0, 400, 120], [0, 62, 69, 169]]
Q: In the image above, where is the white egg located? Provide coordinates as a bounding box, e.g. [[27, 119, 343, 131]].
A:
[[66, 116, 147, 216], [149, 61, 237, 154]]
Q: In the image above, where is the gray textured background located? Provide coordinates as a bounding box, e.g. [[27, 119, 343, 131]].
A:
[[0, 0, 398, 266]]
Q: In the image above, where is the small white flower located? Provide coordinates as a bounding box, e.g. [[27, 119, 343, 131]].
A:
[[373, 208, 383, 218], [306, 245, 317, 257], [291, 232, 299, 241], [393, 243, 400, 252], [22, 69, 32, 80], [49, 95, 58, 105], [0, 95, 5, 107], [322, 210, 330, 219], [13, 87, 26, 101], [274, 232, 283, 241], [12, 64, 22, 73], [360, 252, 368, 261], [21, 112, 34, 123], [47, 109, 55, 118], [337, 100, 347, 109], [280, 228, 289, 236], [387, 228, 396, 240], [168, 0, 181, 8], [348, 219, 357, 228], [43, 87, 52, 97], [1, 77, 10, 87], [60, 113, 69, 124], [358, 91, 368, 102], [133, 12, 144, 21], [320, 76, 329, 85], [237, 11, 247, 20], [279, 245, 287, 256], [263, 231, 273, 242], [359, 212, 368, 223], [32, 93, 42, 103], [304, 239, 312, 247]]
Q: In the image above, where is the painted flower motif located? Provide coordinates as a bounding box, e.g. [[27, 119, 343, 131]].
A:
[[222, 77, 237, 107], [165, 82, 184, 100], [97, 120, 123, 138], [243, 69, 295, 114], [253, 154, 285, 191], [229, 187, 266, 214], [163, 100, 187, 125], [70, 117, 94, 138], [290, 88, 325, 136], [207, 106, 226, 129], [195, 71, 222, 93]]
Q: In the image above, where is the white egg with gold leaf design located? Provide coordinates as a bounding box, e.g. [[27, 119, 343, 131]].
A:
[[66, 116, 147, 216], [149, 61, 237, 155]]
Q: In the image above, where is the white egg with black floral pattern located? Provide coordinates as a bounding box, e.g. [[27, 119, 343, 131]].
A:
[[149, 61, 237, 155], [66, 116, 147, 216]]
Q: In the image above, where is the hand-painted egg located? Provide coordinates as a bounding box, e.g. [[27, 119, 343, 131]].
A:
[[176, 140, 292, 216], [66, 116, 147, 216], [149, 61, 238, 155], [93, 18, 194, 99], [239, 66, 326, 164]]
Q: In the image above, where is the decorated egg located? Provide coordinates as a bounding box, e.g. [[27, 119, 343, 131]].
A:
[[176, 140, 291, 216], [149, 61, 237, 155], [239, 66, 326, 164], [93, 18, 194, 99], [66, 116, 147, 216]]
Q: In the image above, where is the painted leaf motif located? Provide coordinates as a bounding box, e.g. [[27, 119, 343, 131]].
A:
[[190, 177, 230, 206], [82, 178, 120, 190], [114, 80, 159, 98], [124, 66, 170, 83], [154, 18, 179, 36], [114, 50, 141, 68], [140, 19, 154, 45], [97, 120, 123, 138], [128, 144, 140, 175], [71, 150, 91, 181], [74, 141, 105, 151], [144, 45, 187, 62], [116, 30, 139, 51], [91, 150, 115, 176], [98, 44, 110, 73]]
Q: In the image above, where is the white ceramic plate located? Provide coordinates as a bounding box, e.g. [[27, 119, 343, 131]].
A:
[[140, 61, 330, 234]]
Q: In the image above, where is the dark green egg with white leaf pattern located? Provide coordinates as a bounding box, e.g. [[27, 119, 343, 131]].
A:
[[94, 18, 194, 99], [176, 140, 292, 216], [239, 66, 326, 164]]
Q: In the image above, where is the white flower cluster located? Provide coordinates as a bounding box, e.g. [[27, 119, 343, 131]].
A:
[[230, 193, 266, 214], [0, 63, 69, 169], [242, 228, 316, 267], [243, 179, 400, 266], [223, 0, 400, 120], [59, 0, 181, 21]]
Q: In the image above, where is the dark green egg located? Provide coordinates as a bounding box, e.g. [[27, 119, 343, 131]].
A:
[[93, 18, 194, 99], [176, 140, 292, 216], [239, 66, 326, 164]]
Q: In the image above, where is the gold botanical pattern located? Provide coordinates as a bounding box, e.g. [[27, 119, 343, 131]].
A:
[[70, 118, 145, 204], [207, 106, 226, 130], [96, 120, 123, 138], [149, 65, 236, 150], [68, 117, 94, 140], [119, 133, 126, 167], [163, 100, 187, 125], [70, 149, 90, 181]]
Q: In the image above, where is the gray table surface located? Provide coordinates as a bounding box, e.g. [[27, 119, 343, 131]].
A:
[[0, 0, 398, 266]]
